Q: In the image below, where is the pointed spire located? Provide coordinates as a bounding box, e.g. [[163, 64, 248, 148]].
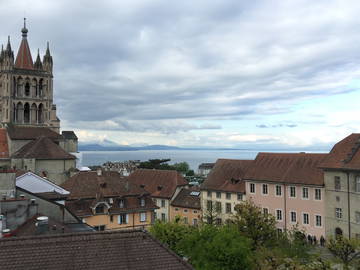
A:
[[4, 36, 14, 59], [6, 36, 11, 51], [15, 19, 33, 69], [34, 48, 43, 70], [43, 41, 53, 73]]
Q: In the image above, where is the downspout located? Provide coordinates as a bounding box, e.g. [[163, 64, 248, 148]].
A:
[[284, 183, 287, 232], [347, 171, 351, 238]]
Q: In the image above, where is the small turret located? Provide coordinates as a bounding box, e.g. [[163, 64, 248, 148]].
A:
[[34, 49, 43, 70], [43, 42, 53, 73], [0, 45, 4, 69], [2, 36, 14, 70]]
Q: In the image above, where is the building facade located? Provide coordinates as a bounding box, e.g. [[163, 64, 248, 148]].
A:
[[170, 188, 201, 225], [0, 19, 60, 132]]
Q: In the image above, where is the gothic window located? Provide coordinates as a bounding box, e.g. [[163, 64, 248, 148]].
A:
[[23, 103, 30, 123], [31, 103, 37, 124], [39, 79, 43, 97], [25, 82, 30, 96], [16, 102, 23, 123], [38, 103, 44, 123], [32, 78, 37, 97]]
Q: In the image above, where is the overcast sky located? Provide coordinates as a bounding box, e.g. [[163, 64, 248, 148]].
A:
[[1, 0, 360, 149]]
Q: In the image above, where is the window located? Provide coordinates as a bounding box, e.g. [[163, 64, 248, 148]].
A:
[[184, 209, 188, 213], [215, 202, 222, 213], [335, 208, 342, 219], [140, 198, 145, 207], [315, 189, 321, 200], [356, 211, 360, 224], [356, 176, 360, 192], [250, 183, 255, 193], [175, 208, 179, 211], [153, 198, 157, 205], [193, 210, 198, 214], [216, 192, 221, 199], [315, 215, 322, 227], [226, 203, 232, 214], [94, 225, 105, 231], [276, 209, 282, 221], [161, 200, 165, 208], [290, 211, 297, 223], [119, 199, 125, 208], [118, 214, 128, 224], [95, 205, 105, 214], [193, 218, 198, 226], [207, 200, 213, 211], [207, 191, 212, 198], [161, 213, 166, 222], [275, 185, 282, 196], [110, 215, 114, 223], [302, 187, 309, 199], [303, 213, 309, 225], [262, 184, 268, 195], [263, 208, 268, 215], [335, 176, 341, 190], [226, 193, 231, 200], [336, 196, 340, 202], [237, 193, 243, 201], [289, 186, 296, 198], [183, 217, 188, 224], [215, 218, 222, 225], [140, 212, 147, 222]]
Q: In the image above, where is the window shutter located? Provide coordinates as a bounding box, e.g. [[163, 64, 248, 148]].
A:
[[126, 214, 129, 224]]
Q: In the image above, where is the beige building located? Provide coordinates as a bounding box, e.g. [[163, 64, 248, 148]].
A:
[[200, 159, 251, 224], [62, 170, 158, 231], [170, 188, 201, 225], [320, 134, 360, 239], [128, 169, 188, 222]]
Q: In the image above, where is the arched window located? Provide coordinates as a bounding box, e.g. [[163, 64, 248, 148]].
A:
[[39, 79, 43, 97], [12, 103, 16, 122], [38, 103, 44, 124], [335, 227, 343, 238], [16, 102, 23, 123], [12, 78, 16, 97], [24, 103, 30, 123], [32, 78, 37, 97], [31, 103, 37, 124], [16, 77, 23, 97], [25, 82, 30, 96]]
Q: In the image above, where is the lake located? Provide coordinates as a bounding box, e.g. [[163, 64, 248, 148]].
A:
[[80, 149, 324, 171]]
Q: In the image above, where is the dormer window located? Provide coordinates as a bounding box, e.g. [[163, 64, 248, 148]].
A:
[[140, 198, 145, 207], [95, 205, 105, 214], [157, 185, 163, 191], [119, 199, 125, 208]]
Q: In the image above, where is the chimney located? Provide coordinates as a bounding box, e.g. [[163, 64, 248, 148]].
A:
[[36, 216, 49, 235], [2, 229, 11, 238], [97, 168, 102, 176]]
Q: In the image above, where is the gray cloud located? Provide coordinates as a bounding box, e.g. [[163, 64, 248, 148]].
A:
[[1, 0, 360, 138]]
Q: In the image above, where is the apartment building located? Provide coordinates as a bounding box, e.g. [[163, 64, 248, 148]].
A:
[[128, 169, 188, 222], [200, 159, 252, 224], [170, 187, 201, 225], [62, 170, 157, 230], [319, 133, 360, 238], [244, 153, 327, 239]]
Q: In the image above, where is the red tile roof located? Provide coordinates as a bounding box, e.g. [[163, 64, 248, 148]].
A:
[[12, 136, 76, 160], [0, 128, 9, 158], [319, 133, 360, 170], [0, 230, 194, 269], [244, 152, 327, 186], [61, 171, 148, 200], [128, 169, 188, 199], [14, 37, 34, 70], [171, 187, 201, 209], [201, 159, 253, 193], [7, 126, 63, 140]]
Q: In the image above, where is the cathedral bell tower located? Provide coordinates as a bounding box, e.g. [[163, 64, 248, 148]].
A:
[[0, 19, 60, 133]]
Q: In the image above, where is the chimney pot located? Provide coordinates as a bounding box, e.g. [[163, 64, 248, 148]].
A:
[[97, 168, 102, 176]]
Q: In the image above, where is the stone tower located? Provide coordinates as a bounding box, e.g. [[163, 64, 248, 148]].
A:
[[0, 19, 60, 132]]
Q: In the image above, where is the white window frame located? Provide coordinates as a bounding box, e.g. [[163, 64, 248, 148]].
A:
[[289, 186, 296, 198], [262, 184, 268, 196], [140, 212, 147, 222], [275, 185, 282, 197], [335, 208, 342, 219], [302, 212, 309, 225], [275, 209, 283, 221], [302, 187, 309, 200], [118, 214, 129, 224], [315, 214, 322, 228], [263, 207, 269, 216], [250, 183, 256, 194], [314, 188, 322, 201], [290, 211, 297, 223]]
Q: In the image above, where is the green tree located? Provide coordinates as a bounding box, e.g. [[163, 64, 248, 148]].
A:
[[138, 159, 172, 170], [327, 236, 360, 269], [172, 162, 190, 174], [179, 225, 254, 270], [149, 220, 192, 254], [232, 200, 277, 249]]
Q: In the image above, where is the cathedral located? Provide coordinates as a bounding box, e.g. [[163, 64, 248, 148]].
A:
[[0, 19, 59, 132], [0, 20, 78, 186]]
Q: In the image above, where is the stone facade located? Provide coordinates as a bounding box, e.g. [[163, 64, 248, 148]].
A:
[[0, 20, 60, 132]]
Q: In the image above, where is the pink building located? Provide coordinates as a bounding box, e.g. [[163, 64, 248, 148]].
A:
[[244, 153, 327, 239]]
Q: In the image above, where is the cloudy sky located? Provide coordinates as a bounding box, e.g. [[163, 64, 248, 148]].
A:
[[1, 0, 360, 149]]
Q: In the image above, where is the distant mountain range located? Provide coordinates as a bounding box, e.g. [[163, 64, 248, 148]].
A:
[[78, 139, 331, 152]]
